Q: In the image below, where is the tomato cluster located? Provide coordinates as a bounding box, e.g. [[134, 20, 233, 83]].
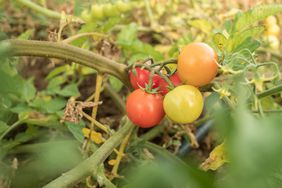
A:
[[126, 42, 218, 128], [264, 16, 280, 50]]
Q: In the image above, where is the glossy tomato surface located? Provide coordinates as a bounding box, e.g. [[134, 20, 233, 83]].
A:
[[129, 68, 161, 89], [163, 85, 203, 123], [178, 42, 218, 87], [126, 89, 165, 128], [159, 72, 182, 95]]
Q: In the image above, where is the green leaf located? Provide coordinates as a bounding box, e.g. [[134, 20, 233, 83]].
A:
[[231, 26, 264, 51], [109, 76, 123, 92], [188, 19, 213, 34], [56, 83, 80, 97], [234, 38, 260, 53], [31, 97, 66, 113], [65, 121, 85, 143], [234, 4, 282, 32], [0, 121, 8, 134], [117, 23, 138, 44], [46, 65, 71, 80], [21, 79, 36, 101], [212, 33, 228, 51]]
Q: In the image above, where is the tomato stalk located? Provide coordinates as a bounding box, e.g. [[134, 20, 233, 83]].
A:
[[43, 118, 134, 188], [111, 128, 132, 177], [5, 39, 130, 86]]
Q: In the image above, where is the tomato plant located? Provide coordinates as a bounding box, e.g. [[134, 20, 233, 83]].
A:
[[2, 1, 282, 188], [177, 42, 218, 87], [163, 85, 203, 123], [126, 89, 164, 128], [129, 67, 161, 89]]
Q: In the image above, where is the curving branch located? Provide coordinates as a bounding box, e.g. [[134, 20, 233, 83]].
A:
[[4, 39, 130, 86]]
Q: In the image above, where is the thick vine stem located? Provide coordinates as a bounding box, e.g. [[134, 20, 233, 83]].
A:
[[257, 84, 282, 99], [43, 118, 134, 188], [4, 39, 130, 86]]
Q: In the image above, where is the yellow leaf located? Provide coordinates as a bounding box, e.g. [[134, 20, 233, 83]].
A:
[[200, 142, 228, 171], [82, 128, 104, 144], [108, 159, 117, 166], [188, 19, 212, 34]]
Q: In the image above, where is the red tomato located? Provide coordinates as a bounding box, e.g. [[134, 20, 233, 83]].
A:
[[126, 89, 165, 128], [129, 68, 161, 89], [178, 42, 218, 87], [159, 72, 182, 95]]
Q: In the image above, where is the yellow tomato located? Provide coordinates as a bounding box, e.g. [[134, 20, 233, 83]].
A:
[[163, 85, 203, 124], [265, 16, 277, 27], [266, 24, 280, 36]]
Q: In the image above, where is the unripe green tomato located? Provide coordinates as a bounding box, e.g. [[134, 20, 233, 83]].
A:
[[103, 3, 119, 17], [80, 10, 91, 22], [91, 5, 104, 19], [163, 85, 203, 124], [265, 16, 277, 27], [116, 1, 131, 12], [266, 24, 280, 37]]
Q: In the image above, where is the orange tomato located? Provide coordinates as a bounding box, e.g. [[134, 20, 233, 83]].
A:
[[177, 42, 218, 87]]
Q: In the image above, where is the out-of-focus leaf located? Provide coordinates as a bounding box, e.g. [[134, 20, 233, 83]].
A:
[[234, 4, 282, 32], [46, 65, 72, 80], [212, 33, 228, 51], [188, 19, 213, 34], [117, 23, 163, 61], [109, 76, 123, 92], [200, 142, 228, 171], [0, 121, 8, 134], [231, 26, 264, 51], [65, 121, 85, 143], [30, 97, 66, 113], [21, 79, 36, 101], [56, 83, 80, 97]]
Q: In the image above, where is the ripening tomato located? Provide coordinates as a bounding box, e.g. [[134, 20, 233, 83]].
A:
[[126, 89, 165, 128], [178, 42, 218, 87], [159, 72, 182, 95], [163, 85, 203, 124], [266, 24, 280, 37], [129, 68, 161, 89]]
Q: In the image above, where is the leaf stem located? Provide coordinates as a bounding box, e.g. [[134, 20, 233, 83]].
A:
[[16, 0, 61, 19]]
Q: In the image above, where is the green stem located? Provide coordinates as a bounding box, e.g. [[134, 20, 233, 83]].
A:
[[4, 39, 130, 86], [103, 83, 126, 114], [43, 119, 134, 188], [151, 59, 177, 67], [140, 120, 167, 141], [144, 0, 155, 27], [16, 0, 61, 19], [257, 84, 282, 99], [0, 119, 25, 141]]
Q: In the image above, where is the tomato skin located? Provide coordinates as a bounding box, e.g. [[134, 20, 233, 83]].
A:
[[163, 85, 203, 124], [178, 42, 218, 87], [126, 89, 165, 128], [129, 68, 161, 89], [159, 72, 182, 95]]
